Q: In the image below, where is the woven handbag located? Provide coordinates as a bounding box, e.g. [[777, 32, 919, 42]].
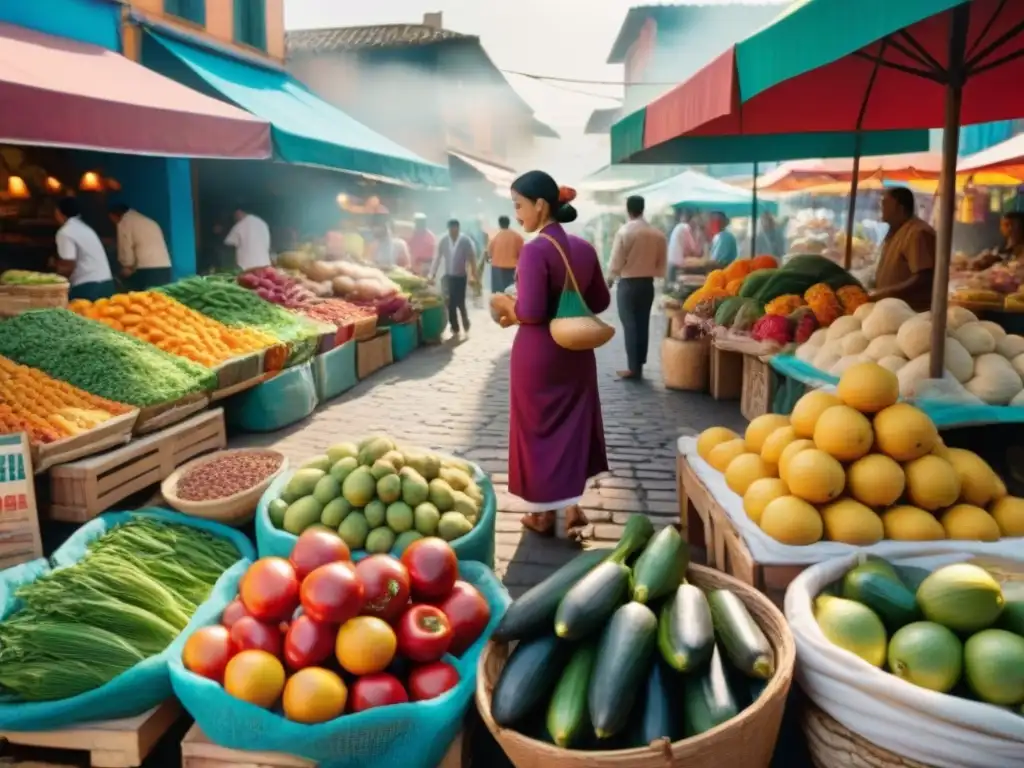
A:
[[538, 233, 615, 351]]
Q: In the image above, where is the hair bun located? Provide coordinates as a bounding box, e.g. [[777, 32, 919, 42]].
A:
[[558, 186, 577, 204]]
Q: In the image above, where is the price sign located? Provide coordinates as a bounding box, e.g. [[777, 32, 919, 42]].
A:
[[0, 433, 42, 569]]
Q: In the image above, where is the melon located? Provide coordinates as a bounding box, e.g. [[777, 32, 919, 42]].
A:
[[778, 439, 815, 482], [761, 426, 798, 465], [881, 506, 946, 541], [707, 438, 747, 472], [759, 496, 823, 545], [846, 454, 905, 508], [990, 496, 1024, 537], [964, 629, 1024, 705], [813, 405, 874, 461], [904, 455, 961, 511], [819, 499, 884, 545], [790, 391, 841, 438], [944, 448, 1000, 507], [836, 362, 899, 413], [697, 427, 739, 461], [743, 478, 789, 525], [724, 453, 776, 496], [916, 563, 1004, 633], [887, 622, 963, 693], [939, 504, 1001, 542], [785, 449, 845, 504], [814, 595, 887, 667], [873, 403, 938, 461], [744, 414, 790, 454]]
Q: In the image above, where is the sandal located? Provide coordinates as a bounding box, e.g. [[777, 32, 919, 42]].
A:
[[521, 511, 556, 536], [565, 505, 590, 542]]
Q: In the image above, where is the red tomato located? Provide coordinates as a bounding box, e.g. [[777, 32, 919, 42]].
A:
[[355, 555, 411, 623], [395, 604, 452, 663], [221, 599, 249, 629], [408, 661, 460, 702], [239, 558, 300, 623], [437, 581, 491, 656], [350, 673, 409, 712], [401, 538, 457, 602], [289, 529, 350, 581], [300, 561, 364, 624], [229, 615, 282, 657], [283, 615, 336, 670], [182, 625, 233, 683]]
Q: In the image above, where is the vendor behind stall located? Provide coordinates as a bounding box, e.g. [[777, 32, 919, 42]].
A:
[[109, 203, 172, 290], [51, 197, 114, 301], [871, 186, 935, 312], [999, 212, 1024, 261]]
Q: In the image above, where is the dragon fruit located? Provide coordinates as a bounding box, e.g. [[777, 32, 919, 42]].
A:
[[791, 308, 819, 344], [751, 314, 793, 345]]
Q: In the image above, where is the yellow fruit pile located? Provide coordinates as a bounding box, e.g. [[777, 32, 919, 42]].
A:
[[696, 361, 1024, 546]]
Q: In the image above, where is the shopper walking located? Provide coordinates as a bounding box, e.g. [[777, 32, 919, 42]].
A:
[[52, 197, 115, 301], [405, 213, 436, 276], [224, 204, 272, 270], [667, 208, 701, 288], [109, 203, 172, 290], [607, 195, 667, 381], [429, 219, 477, 336], [487, 215, 524, 294]]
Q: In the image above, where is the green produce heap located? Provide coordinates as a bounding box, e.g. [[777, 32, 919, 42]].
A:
[[0, 519, 239, 701], [0, 309, 216, 406]]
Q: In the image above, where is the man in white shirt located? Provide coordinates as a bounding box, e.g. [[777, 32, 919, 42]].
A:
[[109, 204, 172, 290], [52, 197, 114, 301], [667, 208, 701, 288], [224, 205, 272, 270]]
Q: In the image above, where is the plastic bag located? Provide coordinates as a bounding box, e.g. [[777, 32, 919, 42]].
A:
[[785, 549, 1024, 768], [226, 362, 318, 433], [0, 508, 253, 730], [256, 460, 497, 568], [170, 561, 509, 768]]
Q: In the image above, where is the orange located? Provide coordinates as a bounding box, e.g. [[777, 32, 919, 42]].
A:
[[335, 616, 396, 675], [282, 668, 348, 724], [223, 650, 286, 708]]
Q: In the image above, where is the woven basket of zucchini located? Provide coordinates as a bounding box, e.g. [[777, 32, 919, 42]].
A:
[[802, 700, 930, 768], [476, 516, 795, 767]]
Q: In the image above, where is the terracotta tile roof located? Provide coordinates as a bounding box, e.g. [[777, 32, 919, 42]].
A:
[[286, 25, 471, 54]]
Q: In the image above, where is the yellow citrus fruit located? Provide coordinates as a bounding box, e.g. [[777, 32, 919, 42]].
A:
[[846, 454, 905, 508], [761, 426, 798, 465], [282, 667, 348, 724], [813, 405, 874, 462], [697, 427, 739, 461], [743, 478, 789, 525], [223, 650, 286, 709], [790, 390, 841, 438], [778, 439, 815, 483], [940, 504, 1002, 541], [990, 496, 1024, 537]]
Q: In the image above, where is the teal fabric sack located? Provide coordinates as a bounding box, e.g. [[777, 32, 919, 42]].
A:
[[226, 362, 318, 433], [419, 305, 445, 342], [0, 509, 253, 730], [256, 460, 497, 568], [311, 341, 358, 403], [388, 320, 419, 361], [170, 561, 509, 768]]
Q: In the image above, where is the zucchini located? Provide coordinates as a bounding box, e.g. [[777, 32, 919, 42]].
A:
[[683, 644, 740, 736], [998, 600, 1024, 635], [493, 550, 607, 642], [893, 564, 932, 593], [631, 526, 689, 603], [841, 568, 919, 631], [491, 634, 567, 727], [658, 583, 714, 672], [607, 514, 655, 564], [707, 589, 774, 679], [633, 661, 680, 746], [588, 601, 658, 740], [546, 641, 597, 748], [554, 561, 630, 640]]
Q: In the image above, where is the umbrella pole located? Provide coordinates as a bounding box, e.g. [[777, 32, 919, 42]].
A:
[[928, 5, 970, 379], [751, 161, 759, 257], [844, 146, 862, 269]]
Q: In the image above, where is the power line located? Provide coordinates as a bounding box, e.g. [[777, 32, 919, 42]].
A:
[[500, 69, 680, 87]]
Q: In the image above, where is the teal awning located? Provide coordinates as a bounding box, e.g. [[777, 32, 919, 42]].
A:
[[143, 31, 449, 188], [630, 170, 778, 217]]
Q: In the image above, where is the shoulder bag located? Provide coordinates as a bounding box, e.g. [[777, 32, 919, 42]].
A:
[[538, 233, 615, 351]]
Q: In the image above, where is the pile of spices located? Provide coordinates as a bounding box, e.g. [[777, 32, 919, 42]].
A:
[[176, 451, 284, 501]]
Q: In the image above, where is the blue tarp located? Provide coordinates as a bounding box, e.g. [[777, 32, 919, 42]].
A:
[[143, 31, 450, 189]]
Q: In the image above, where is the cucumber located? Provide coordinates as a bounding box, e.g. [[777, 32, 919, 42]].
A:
[[893, 564, 932, 593], [707, 589, 774, 679], [682, 644, 740, 736], [633, 661, 680, 746], [658, 583, 714, 672], [546, 641, 597, 748], [998, 600, 1024, 635], [493, 550, 607, 642], [841, 567, 919, 631], [588, 601, 658, 740], [554, 561, 630, 640], [491, 634, 567, 727], [631, 526, 689, 604], [607, 514, 655, 564]]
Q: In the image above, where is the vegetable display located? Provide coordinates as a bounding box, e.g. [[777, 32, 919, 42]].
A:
[[816, 558, 1024, 708], [0, 309, 216, 407], [488, 515, 776, 748], [176, 450, 285, 502], [182, 534, 488, 722], [696, 361, 1024, 546], [0, 355, 133, 444], [385, 268, 444, 312], [237, 267, 319, 309], [297, 299, 376, 329], [0, 519, 239, 701], [267, 436, 485, 553], [68, 292, 277, 368], [0, 270, 66, 286]]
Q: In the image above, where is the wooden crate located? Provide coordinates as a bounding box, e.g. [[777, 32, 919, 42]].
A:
[[357, 328, 393, 380], [679, 454, 805, 607], [709, 341, 743, 401], [0, 700, 180, 768], [32, 410, 140, 475], [180, 725, 465, 768], [48, 409, 227, 523], [134, 392, 210, 436], [212, 352, 263, 391], [741, 353, 775, 422]]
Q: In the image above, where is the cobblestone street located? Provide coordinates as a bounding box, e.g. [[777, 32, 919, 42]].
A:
[[232, 300, 746, 595]]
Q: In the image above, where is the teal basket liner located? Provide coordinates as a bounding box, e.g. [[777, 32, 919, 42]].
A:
[[226, 362, 318, 433], [0, 508, 253, 731], [312, 341, 358, 403], [169, 561, 509, 768], [419, 305, 446, 342], [388, 320, 419, 361], [256, 461, 497, 568]]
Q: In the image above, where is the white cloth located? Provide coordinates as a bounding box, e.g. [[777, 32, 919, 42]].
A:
[[55, 216, 112, 286], [117, 209, 171, 271], [225, 214, 272, 270]]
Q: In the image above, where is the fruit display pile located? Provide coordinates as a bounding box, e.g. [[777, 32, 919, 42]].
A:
[[237, 267, 319, 310], [0, 355, 133, 444], [0, 270, 67, 286], [794, 300, 1024, 405], [267, 437, 484, 554], [297, 299, 376, 330], [816, 558, 1024, 709], [182, 534, 490, 722], [489, 516, 776, 748], [0, 518, 239, 701], [697, 361, 1024, 545], [0, 309, 216, 407], [68, 292, 278, 368], [385, 267, 444, 311]]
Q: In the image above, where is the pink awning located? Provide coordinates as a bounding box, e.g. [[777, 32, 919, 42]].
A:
[[0, 22, 270, 159]]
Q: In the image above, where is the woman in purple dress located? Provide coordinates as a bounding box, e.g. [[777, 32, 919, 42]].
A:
[[493, 171, 610, 537]]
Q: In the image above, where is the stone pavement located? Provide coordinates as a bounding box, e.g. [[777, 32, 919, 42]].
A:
[[231, 299, 746, 596]]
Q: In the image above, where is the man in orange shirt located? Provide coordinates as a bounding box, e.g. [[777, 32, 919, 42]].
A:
[[487, 215, 524, 294]]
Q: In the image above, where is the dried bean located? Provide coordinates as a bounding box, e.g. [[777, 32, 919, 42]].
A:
[[177, 451, 284, 501]]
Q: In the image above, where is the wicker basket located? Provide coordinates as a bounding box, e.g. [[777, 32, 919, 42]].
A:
[[476, 563, 795, 768], [802, 701, 932, 768], [661, 336, 710, 391], [160, 449, 288, 526], [0, 282, 69, 317]]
